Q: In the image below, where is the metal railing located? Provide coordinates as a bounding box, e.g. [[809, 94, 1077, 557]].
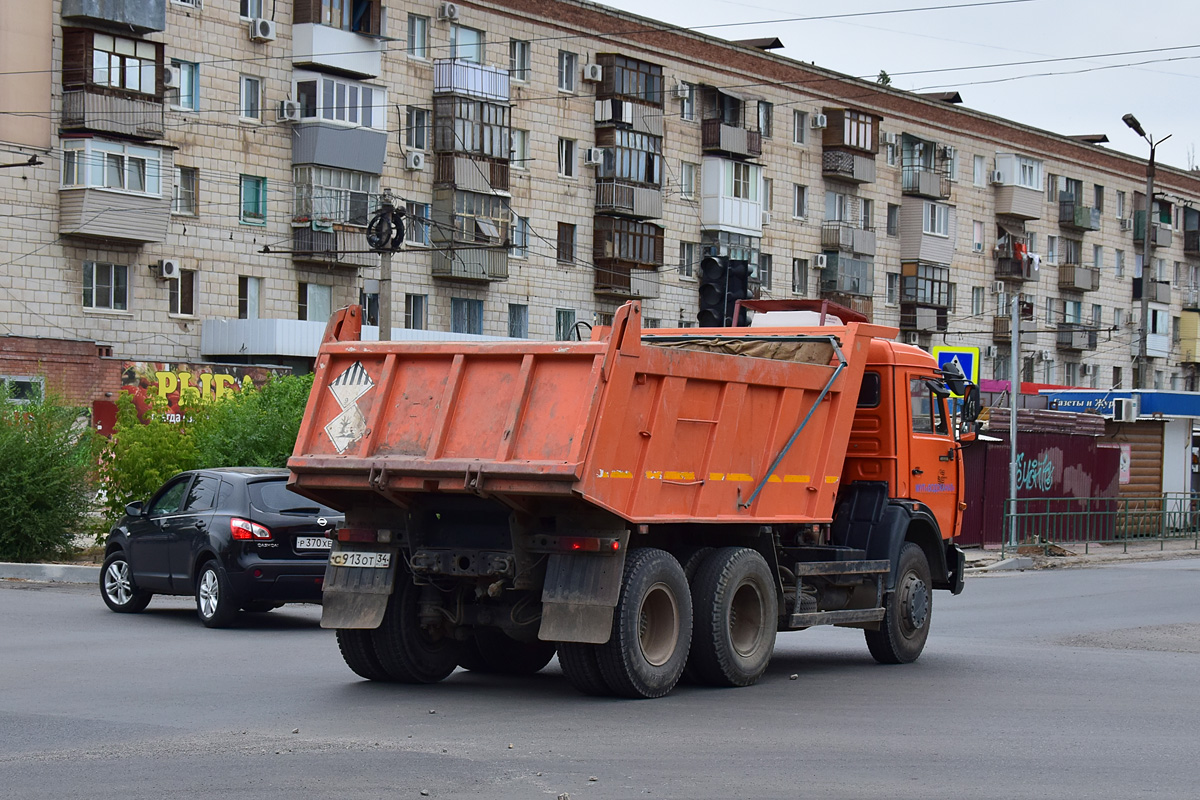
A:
[[1000, 494, 1200, 556]]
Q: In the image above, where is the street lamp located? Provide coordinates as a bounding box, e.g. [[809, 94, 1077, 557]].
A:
[[1122, 113, 1171, 389]]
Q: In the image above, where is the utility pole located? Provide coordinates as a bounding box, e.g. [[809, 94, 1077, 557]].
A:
[[366, 192, 404, 341], [1008, 292, 1020, 547]]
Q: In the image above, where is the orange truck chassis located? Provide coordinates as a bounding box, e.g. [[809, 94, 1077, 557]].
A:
[[289, 301, 975, 697]]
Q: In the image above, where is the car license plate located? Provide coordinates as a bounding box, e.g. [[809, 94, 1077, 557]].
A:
[[296, 536, 333, 551], [330, 551, 391, 568]]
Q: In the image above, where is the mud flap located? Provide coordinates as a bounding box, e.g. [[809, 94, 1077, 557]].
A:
[[538, 551, 625, 644], [320, 560, 397, 629]]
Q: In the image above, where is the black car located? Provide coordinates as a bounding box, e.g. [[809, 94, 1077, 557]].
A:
[[100, 468, 343, 627]]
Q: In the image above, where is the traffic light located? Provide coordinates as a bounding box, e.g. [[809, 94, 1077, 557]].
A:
[[697, 255, 728, 327], [727, 259, 750, 327]]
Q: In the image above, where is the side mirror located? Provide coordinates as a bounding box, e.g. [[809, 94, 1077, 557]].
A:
[[125, 501, 145, 517], [940, 360, 969, 396], [961, 384, 981, 423]]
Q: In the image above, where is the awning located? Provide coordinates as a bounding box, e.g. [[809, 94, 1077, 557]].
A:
[[997, 221, 1025, 238]]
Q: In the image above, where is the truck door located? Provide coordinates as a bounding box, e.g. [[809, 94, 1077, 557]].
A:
[[903, 376, 962, 538]]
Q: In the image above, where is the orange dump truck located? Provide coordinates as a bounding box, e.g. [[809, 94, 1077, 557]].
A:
[[288, 300, 978, 698]]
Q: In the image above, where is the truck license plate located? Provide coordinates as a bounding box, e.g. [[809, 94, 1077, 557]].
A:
[[330, 551, 391, 568], [296, 536, 333, 551]]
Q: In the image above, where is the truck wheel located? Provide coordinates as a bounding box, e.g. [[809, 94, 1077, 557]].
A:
[[687, 547, 778, 687], [336, 628, 393, 682], [557, 643, 613, 696], [865, 542, 933, 665], [459, 629, 557, 675], [678, 546, 714, 684], [372, 577, 460, 683], [100, 551, 152, 613], [596, 548, 692, 699]]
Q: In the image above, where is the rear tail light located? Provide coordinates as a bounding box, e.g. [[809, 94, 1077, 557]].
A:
[[528, 535, 621, 554], [231, 517, 272, 541], [337, 527, 378, 543]]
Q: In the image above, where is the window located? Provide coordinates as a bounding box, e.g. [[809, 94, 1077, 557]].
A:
[[62, 139, 162, 196], [449, 189, 508, 243], [406, 201, 432, 246], [596, 129, 662, 186], [0, 376, 44, 404], [168, 270, 196, 316], [1116, 190, 1126, 219], [510, 129, 529, 169], [1094, 184, 1104, 213], [973, 154, 986, 186], [359, 285, 379, 326], [762, 178, 773, 212], [238, 276, 260, 319], [729, 161, 756, 200], [450, 25, 484, 63], [86, 32, 159, 95], [1093, 244, 1103, 269], [758, 102, 773, 138], [887, 203, 900, 237], [1091, 304, 1103, 327], [842, 110, 874, 150], [294, 166, 380, 225], [599, 54, 663, 103], [972, 286, 985, 315], [298, 282, 332, 322], [557, 51, 577, 92], [759, 254, 772, 291], [1046, 235, 1058, 265], [294, 72, 385, 130], [508, 304, 528, 338], [509, 39, 531, 82], [169, 60, 198, 111], [1115, 248, 1125, 278], [557, 222, 576, 263], [1114, 308, 1124, 329], [885, 141, 898, 167], [922, 201, 949, 236], [1063, 299, 1082, 324], [792, 258, 808, 295], [555, 308, 577, 340], [909, 379, 941, 435], [240, 175, 267, 224], [1016, 157, 1041, 190], [1045, 297, 1055, 325], [557, 138, 576, 177], [240, 0, 264, 17], [679, 242, 697, 277], [679, 83, 695, 121], [407, 14, 429, 59], [83, 261, 128, 311], [861, 198, 873, 230], [510, 214, 528, 258], [451, 297, 483, 334], [240, 75, 261, 121], [885, 273, 899, 306], [405, 294, 426, 329], [681, 162, 698, 199], [901, 263, 950, 307], [793, 184, 807, 218], [973, 220, 984, 253], [792, 110, 807, 144], [406, 106, 430, 149], [172, 166, 197, 215]]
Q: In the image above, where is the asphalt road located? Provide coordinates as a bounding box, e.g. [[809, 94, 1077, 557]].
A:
[[2, 560, 1199, 800]]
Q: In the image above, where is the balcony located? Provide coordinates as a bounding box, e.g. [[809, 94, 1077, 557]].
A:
[[1056, 323, 1098, 352], [435, 154, 510, 194], [819, 252, 874, 297], [818, 292, 873, 321], [992, 314, 1037, 343], [59, 188, 169, 243], [293, 123, 387, 174], [1133, 211, 1173, 247], [994, 239, 1036, 282], [594, 265, 660, 299], [900, 304, 947, 332], [701, 118, 761, 158], [62, 0, 164, 33], [822, 151, 875, 185], [594, 99, 663, 137], [291, 225, 380, 270], [1059, 200, 1101, 231], [292, 24, 384, 78], [433, 59, 510, 103], [1181, 311, 1200, 362], [1057, 264, 1100, 293], [594, 179, 663, 220], [897, 201, 955, 266], [1185, 230, 1200, 255], [994, 183, 1042, 220], [61, 89, 163, 139], [820, 222, 876, 256], [431, 248, 508, 282], [901, 167, 951, 200], [1133, 278, 1171, 304]]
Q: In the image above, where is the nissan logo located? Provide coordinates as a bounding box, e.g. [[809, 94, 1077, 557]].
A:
[[317, 517, 328, 527]]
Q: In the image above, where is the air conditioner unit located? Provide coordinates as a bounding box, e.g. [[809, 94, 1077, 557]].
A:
[[882, 132, 899, 146], [902, 332, 921, 345], [1119, 217, 1133, 231], [249, 18, 276, 42], [939, 145, 956, 160], [973, 241, 984, 253], [437, 2, 459, 20], [1037, 349, 1053, 361], [990, 170, 1004, 185], [163, 65, 181, 89], [405, 151, 426, 171], [761, 211, 771, 227], [983, 345, 998, 359], [582, 63, 603, 82], [584, 147, 604, 166], [1113, 397, 1138, 422], [814, 254, 828, 269], [277, 99, 301, 122], [992, 280, 1005, 295], [158, 259, 181, 280], [810, 113, 828, 130], [671, 83, 690, 100], [1081, 364, 1094, 377]]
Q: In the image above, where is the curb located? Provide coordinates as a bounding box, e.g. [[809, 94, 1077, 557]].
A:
[[0, 562, 100, 584]]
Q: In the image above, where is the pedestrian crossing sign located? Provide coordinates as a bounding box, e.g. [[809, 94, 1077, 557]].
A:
[[931, 347, 979, 396]]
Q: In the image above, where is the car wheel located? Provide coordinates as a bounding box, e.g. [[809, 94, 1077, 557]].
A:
[[100, 551, 151, 613], [195, 561, 239, 628]]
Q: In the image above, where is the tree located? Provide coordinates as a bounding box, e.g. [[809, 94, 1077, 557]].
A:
[[877, 70, 892, 87], [189, 373, 315, 469], [97, 392, 197, 523]]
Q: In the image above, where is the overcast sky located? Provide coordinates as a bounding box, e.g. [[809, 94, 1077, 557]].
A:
[[595, 0, 1199, 172]]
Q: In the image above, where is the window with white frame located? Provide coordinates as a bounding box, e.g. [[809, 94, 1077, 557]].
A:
[[762, 177, 773, 212], [293, 166, 380, 225], [169, 60, 198, 111], [680, 162, 697, 199], [679, 241, 697, 277], [510, 128, 529, 169], [679, 83, 695, 121], [172, 166, 197, 215], [240, 0, 265, 18], [1046, 235, 1058, 264], [88, 32, 159, 95], [450, 25, 484, 63], [405, 294, 427, 329], [1114, 308, 1124, 329], [1093, 244, 1103, 269], [406, 106, 430, 149], [973, 154, 985, 186], [1016, 156, 1041, 189], [510, 39, 531, 81], [1092, 304, 1103, 327], [555, 308, 577, 340], [298, 282, 332, 322], [972, 286, 985, 315], [793, 184, 808, 218], [239, 276, 260, 319], [922, 202, 950, 236], [83, 261, 129, 311], [239, 75, 261, 121], [1115, 248, 1125, 278], [885, 273, 899, 305], [792, 110, 806, 144], [973, 220, 984, 253], [558, 51, 577, 92], [758, 102, 773, 138], [729, 161, 757, 200], [240, 174, 267, 224], [294, 72, 385, 130], [62, 139, 162, 196], [407, 14, 429, 59], [1116, 190, 1126, 219], [557, 138, 576, 177], [0, 376, 44, 404], [168, 269, 197, 316], [792, 258, 808, 295], [759, 253, 772, 290], [510, 214, 528, 258]]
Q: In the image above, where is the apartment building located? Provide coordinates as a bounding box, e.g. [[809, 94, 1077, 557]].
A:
[[3, 0, 1200, 396]]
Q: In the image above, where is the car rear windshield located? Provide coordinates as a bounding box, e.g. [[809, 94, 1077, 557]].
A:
[[249, 480, 340, 516]]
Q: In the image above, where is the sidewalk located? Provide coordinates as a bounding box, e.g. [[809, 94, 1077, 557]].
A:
[[964, 537, 1200, 574]]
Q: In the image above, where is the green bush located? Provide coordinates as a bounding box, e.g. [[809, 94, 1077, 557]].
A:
[[98, 392, 197, 523], [0, 388, 96, 562], [190, 373, 314, 469]]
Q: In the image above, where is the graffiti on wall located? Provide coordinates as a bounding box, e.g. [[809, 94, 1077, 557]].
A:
[[121, 362, 289, 422], [1014, 450, 1056, 492]]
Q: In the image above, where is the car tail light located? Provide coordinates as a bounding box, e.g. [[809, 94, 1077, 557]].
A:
[[231, 517, 272, 541]]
